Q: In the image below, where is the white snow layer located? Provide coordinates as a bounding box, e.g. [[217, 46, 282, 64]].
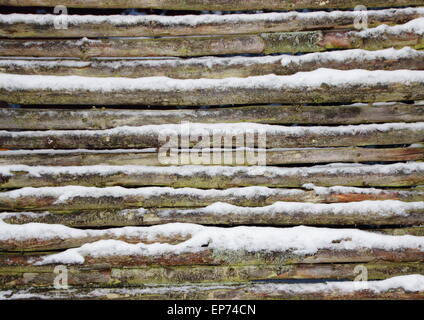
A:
[[0, 8, 422, 26], [1, 122, 423, 138], [0, 184, 402, 203], [0, 162, 422, 178], [158, 200, 424, 217], [251, 274, 424, 294], [1, 69, 424, 92]]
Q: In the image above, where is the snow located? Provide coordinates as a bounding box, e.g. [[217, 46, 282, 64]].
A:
[[251, 274, 424, 294], [1, 69, 424, 92], [302, 183, 390, 195], [279, 47, 424, 66], [33, 224, 424, 264], [1, 8, 422, 26], [1, 122, 423, 139], [356, 17, 424, 37], [158, 200, 424, 217], [0, 162, 423, 178], [0, 220, 204, 242]]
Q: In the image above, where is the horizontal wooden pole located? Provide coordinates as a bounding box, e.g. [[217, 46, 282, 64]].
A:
[[1, 0, 423, 10], [122, 202, 424, 226], [1, 48, 424, 79], [1, 102, 424, 130], [1, 248, 423, 268], [1, 122, 424, 149], [1, 70, 424, 105], [2, 9, 423, 38], [0, 27, 422, 58], [2, 186, 423, 222], [2, 282, 423, 300], [4, 209, 424, 228], [0, 162, 423, 188], [0, 146, 423, 166], [0, 231, 189, 252], [0, 263, 422, 288]]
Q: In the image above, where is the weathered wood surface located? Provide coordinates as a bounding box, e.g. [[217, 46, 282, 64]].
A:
[[0, 233, 190, 252], [2, 284, 423, 300], [2, 103, 424, 129], [1, 263, 423, 288], [3, 206, 424, 228], [1, 248, 423, 268], [2, 185, 423, 214], [1, 123, 423, 149], [2, 9, 423, 37], [0, 29, 422, 58], [377, 227, 424, 236], [112, 204, 424, 227], [2, 77, 423, 105], [1, 163, 423, 188], [2, 49, 424, 78], [1, 0, 423, 10], [0, 147, 423, 166]]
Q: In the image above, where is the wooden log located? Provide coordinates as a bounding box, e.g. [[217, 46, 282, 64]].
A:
[[0, 27, 422, 58], [1, 47, 424, 79], [1, 0, 423, 11], [0, 146, 423, 166], [4, 209, 424, 228], [2, 102, 424, 129], [121, 201, 424, 227], [1, 122, 423, 149], [2, 48, 424, 79], [2, 9, 423, 38], [0, 162, 423, 188], [1, 70, 424, 105], [0, 263, 423, 288], [0, 232, 190, 252], [1, 248, 423, 268], [2, 185, 422, 211], [2, 282, 423, 300]]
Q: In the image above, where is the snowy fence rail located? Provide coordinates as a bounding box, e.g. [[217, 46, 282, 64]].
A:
[[1, 9, 423, 38], [3, 200, 424, 227], [1, 48, 424, 79], [1, 101, 423, 129], [0, 27, 423, 58], [0, 146, 423, 166], [1, 3, 424, 300], [2, 70, 424, 105], [1, 0, 423, 10], [1, 163, 424, 189], [1, 123, 424, 149]]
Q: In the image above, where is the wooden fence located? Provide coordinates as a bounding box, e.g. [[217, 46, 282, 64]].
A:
[[0, 1, 424, 300]]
